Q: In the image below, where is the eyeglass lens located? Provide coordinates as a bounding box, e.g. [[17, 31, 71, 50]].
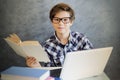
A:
[[52, 17, 71, 24]]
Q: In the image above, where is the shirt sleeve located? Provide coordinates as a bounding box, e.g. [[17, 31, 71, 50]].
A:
[[81, 36, 93, 50]]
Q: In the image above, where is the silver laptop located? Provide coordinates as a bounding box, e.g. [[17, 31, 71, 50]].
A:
[[60, 47, 113, 80]]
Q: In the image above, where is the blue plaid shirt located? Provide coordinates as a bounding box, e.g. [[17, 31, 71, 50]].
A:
[[42, 31, 93, 67]]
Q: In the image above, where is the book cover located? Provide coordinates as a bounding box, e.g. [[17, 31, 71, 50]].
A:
[[4, 33, 50, 62], [1, 66, 50, 80]]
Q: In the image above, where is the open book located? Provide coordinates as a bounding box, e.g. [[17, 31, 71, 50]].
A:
[[4, 33, 50, 62]]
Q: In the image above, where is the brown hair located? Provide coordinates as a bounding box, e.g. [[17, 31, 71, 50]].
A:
[[49, 3, 75, 21]]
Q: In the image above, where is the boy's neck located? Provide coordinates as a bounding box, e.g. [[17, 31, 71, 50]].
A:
[[56, 31, 70, 45]]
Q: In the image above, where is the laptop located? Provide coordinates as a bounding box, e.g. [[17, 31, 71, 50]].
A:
[[60, 47, 113, 80]]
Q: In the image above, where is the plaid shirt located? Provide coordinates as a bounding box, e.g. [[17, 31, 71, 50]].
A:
[[42, 31, 93, 67]]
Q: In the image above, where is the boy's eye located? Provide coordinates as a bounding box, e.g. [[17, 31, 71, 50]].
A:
[[53, 18, 59, 21], [55, 18, 59, 21], [63, 18, 68, 21]]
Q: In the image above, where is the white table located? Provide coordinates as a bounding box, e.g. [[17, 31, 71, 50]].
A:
[[79, 73, 110, 80]]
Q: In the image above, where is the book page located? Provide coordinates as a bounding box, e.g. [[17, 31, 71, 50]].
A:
[[7, 33, 22, 44], [4, 39, 27, 57], [20, 41, 40, 46], [35, 67, 62, 70], [21, 43, 50, 62]]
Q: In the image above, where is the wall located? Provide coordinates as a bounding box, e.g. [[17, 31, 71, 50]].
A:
[[0, 0, 120, 80]]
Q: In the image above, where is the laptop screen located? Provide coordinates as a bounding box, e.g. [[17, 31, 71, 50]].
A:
[[60, 47, 113, 80]]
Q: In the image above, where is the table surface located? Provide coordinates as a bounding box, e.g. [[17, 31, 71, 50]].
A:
[[0, 72, 109, 80], [79, 72, 109, 80]]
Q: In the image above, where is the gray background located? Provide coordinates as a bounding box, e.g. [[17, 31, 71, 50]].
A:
[[0, 0, 120, 80]]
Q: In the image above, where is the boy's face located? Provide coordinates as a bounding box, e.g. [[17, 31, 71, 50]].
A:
[[51, 11, 73, 35]]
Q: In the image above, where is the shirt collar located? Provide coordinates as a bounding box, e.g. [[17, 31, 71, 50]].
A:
[[54, 32, 61, 43], [54, 31, 73, 44]]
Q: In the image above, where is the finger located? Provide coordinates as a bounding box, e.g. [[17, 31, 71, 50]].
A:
[[27, 57, 36, 64], [26, 56, 35, 60]]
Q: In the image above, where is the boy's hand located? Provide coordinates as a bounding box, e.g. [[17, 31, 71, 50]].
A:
[[26, 56, 41, 68]]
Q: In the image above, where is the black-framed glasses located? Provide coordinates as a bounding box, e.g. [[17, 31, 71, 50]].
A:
[[52, 17, 71, 24]]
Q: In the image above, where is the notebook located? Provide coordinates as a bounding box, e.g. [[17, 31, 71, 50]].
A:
[[60, 47, 113, 80]]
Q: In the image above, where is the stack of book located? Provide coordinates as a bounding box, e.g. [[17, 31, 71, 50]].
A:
[[1, 66, 51, 80]]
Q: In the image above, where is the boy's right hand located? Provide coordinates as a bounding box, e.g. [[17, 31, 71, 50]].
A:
[[26, 56, 41, 68]]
